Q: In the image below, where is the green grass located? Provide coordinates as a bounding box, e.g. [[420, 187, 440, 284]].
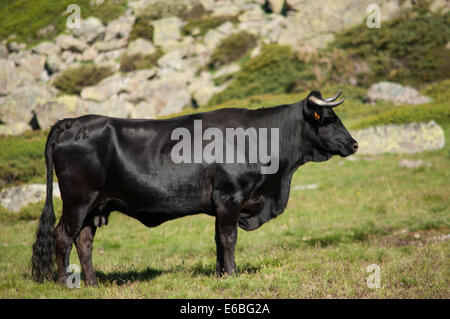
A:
[[53, 64, 113, 95], [0, 84, 449, 298], [0, 0, 128, 46]]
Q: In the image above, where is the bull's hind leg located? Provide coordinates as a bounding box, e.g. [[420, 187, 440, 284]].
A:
[[75, 224, 97, 286]]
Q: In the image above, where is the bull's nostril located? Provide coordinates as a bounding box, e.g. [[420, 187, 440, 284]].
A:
[[352, 142, 358, 152]]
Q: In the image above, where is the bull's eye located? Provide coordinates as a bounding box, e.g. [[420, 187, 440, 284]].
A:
[[314, 112, 320, 120]]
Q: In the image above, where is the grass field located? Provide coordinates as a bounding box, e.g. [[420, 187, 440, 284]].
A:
[[0, 88, 449, 298]]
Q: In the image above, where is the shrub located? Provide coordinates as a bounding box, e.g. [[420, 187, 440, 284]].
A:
[[129, 17, 154, 42], [333, 3, 450, 85], [208, 45, 306, 105], [209, 31, 257, 69], [119, 52, 161, 72], [53, 64, 113, 95]]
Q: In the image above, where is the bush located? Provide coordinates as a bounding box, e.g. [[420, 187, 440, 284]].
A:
[[53, 64, 113, 95], [209, 31, 257, 69], [183, 15, 238, 37], [333, 3, 450, 85], [129, 17, 154, 42], [208, 44, 306, 105], [119, 52, 161, 72]]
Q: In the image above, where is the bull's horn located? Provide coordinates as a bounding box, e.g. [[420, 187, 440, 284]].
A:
[[308, 95, 344, 108], [324, 90, 342, 102]]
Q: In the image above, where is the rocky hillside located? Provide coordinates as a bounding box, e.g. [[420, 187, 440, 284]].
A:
[[0, 0, 448, 135]]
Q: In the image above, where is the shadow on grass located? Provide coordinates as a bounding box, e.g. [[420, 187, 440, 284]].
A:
[[189, 262, 261, 277], [96, 267, 163, 285]]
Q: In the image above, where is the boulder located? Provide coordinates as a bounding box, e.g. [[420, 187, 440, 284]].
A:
[[267, 0, 286, 14], [55, 34, 88, 52], [105, 16, 135, 41], [0, 44, 7, 59], [126, 38, 156, 56], [73, 16, 106, 43], [350, 121, 445, 155], [84, 97, 133, 118], [130, 101, 157, 119], [19, 54, 46, 79], [366, 82, 432, 105], [0, 183, 60, 212], [152, 17, 184, 49], [93, 38, 128, 52], [188, 72, 224, 106], [7, 41, 26, 53], [33, 96, 89, 129], [0, 60, 35, 95], [31, 41, 60, 56], [0, 86, 52, 124], [81, 73, 126, 102], [45, 54, 65, 74], [81, 46, 99, 61], [0, 123, 31, 136]]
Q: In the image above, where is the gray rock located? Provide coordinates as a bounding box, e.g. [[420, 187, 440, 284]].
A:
[[152, 17, 184, 49], [73, 16, 106, 43], [84, 97, 133, 118], [81, 47, 99, 61], [31, 41, 60, 56], [126, 38, 156, 56], [0, 183, 60, 212], [366, 82, 432, 105], [0, 123, 31, 136], [19, 54, 46, 79], [0, 86, 52, 124], [130, 101, 157, 119], [55, 34, 88, 52], [7, 41, 26, 53], [94, 39, 128, 52], [105, 16, 135, 41], [188, 72, 225, 106], [33, 98, 86, 130], [350, 121, 445, 155], [81, 73, 126, 101], [0, 44, 8, 59], [398, 159, 431, 169], [0, 60, 35, 95], [46, 54, 64, 74], [267, 0, 286, 14]]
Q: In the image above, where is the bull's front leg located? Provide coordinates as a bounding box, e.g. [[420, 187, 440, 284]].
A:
[[214, 201, 240, 276]]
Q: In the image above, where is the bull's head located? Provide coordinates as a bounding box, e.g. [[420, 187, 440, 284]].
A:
[[301, 90, 358, 162]]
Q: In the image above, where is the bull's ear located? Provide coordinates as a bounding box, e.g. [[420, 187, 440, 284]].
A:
[[303, 91, 322, 120]]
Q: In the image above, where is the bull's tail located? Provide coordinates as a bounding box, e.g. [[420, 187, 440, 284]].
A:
[[31, 124, 58, 282]]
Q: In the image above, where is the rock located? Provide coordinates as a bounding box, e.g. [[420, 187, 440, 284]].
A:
[[0, 60, 35, 95], [0, 183, 60, 213], [19, 54, 46, 79], [213, 63, 241, 79], [37, 24, 56, 38], [267, 0, 286, 14], [152, 17, 184, 49], [398, 159, 431, 169], [0, 86, 52, 124], [130, 101, 157, 119], [55, 34, 88, 52], [7, 41, 26, 53], [31, 41, 60, 56], [350, 121, 445, 155], [33, 96, 89, 129], [0, 123, 31, 136], [157, 50, 189, 71], [366, 82, 432, 105], [0, 44, 7, 59], [81, 73, 126, 101], [211, 1, 240, 17], [105, 16, 135, 41], [203, 21, 236, 51], [84, 97, 133, 118], [93, 38, 128, 52], [81, 47, 99, 61], [293, 184, 318, 190], [189, 72, 225, 106], [45, 54, 64, 74], [126, 38, 156, 56], [73, 16, 106, 43]]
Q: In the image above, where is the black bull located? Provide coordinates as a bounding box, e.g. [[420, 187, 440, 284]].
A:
[[31, 90, 358, 286]]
